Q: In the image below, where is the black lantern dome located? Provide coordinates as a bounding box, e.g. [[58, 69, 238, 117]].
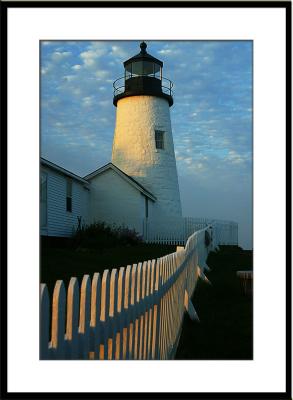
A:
[[113, 42, 173, 107]]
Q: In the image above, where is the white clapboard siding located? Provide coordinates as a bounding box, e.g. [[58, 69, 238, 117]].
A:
[[41, 165, 89, 237], [88, 169, 149, 236], [40, 223, 235, 360]]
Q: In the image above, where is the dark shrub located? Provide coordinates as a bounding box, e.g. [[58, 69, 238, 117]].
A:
[[72, 221, 142, 250]]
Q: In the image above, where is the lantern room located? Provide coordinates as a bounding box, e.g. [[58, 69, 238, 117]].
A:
[[124, 42, 162, 79], [113, 42, 173, 107]]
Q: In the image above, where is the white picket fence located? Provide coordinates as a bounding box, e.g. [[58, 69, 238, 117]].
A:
[[143, 216, 238, 246], [40, 225, 214, 360]]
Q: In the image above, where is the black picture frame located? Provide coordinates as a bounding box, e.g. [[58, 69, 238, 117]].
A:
[[1, 1, 291, 399]]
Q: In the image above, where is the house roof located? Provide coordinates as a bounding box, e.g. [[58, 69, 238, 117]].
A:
[[41, 158, 156, 201], [84, 162, 157, 201], [41, 158, 89, 185]]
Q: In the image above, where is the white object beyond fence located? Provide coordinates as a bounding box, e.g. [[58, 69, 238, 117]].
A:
[[143, 217, 238, 246], [40, 222, 236, 360]]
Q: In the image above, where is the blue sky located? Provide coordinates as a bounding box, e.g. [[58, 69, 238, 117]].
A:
[[41, 40, 252, 249]]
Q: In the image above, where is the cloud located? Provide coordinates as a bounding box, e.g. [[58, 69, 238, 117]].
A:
[[95, 70, 110, 79], [41, 67, 49, 75], [158, 49, 173, 55], [226, 150, 250, 165], [98, 100, 111, 107], [82, 96, 95, 107], [158, 44, 181, 57], [80, 50, 98, 67], [62, 75, 76, 82], [110, 45, 128, 58], [42, 41, 53, 46], [72, 64, 82, 70], [72, 88, 81, 96], [79, 42, 108, 68], [51, 51, 72, 61]]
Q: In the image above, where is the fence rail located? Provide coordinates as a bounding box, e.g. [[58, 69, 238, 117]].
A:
[[40, 225, 215, 360], [113, 76, 174, 98], [143, 217, 238, 246]]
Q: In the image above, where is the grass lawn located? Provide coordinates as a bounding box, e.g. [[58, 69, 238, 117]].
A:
[[41, 243, 176, 297], [175, 246, 253, 359]]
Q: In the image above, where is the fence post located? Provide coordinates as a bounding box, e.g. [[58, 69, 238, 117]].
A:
[[100, 270, 110, 360], [116, 267, 125, 360], [40, 284, 50, 360], [90, 272, 101, 360], [153, 258, 162, 359], [184, 289, 200, 322], [78, 275, 91, 359], [108, 269, 118, 360], [128, 263, 137, 360], [122, 265, 132, 359], [144, 259, 152, 359], [141, 261, 150, 360], [51, 280, 66, 359], [146, 259, 156, 359], [134, 262, 142, 360], [65, 277, 80, 359], [159, 256, 166, 359]]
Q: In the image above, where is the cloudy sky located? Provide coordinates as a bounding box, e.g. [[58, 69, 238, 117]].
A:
[[41, 40, 252, 249]]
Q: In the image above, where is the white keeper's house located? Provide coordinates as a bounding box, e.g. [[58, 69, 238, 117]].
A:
[[40, 42, 238, 245]]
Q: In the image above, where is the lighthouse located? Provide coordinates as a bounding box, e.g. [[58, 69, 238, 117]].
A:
[[112, 42, 182, 219]]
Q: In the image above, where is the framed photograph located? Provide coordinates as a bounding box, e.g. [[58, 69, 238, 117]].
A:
[[2, 1, 290, 399]]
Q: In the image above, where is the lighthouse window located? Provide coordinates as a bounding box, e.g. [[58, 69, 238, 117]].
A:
[[130, 61, 159, 77], [132, 61, 143, 76], [155, 130, 164, 149]]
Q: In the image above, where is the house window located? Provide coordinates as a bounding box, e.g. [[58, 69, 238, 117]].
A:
[[40, 172, 47, 227], [155, 130, 164, 149], [66, 179, 72, 212]]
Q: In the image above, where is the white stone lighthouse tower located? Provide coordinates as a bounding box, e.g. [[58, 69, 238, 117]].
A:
[[112, 42, 182, 218]]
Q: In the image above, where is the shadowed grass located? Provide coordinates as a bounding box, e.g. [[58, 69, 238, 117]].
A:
[[175, 246, 253, 360], [41, 243, 176, 298]]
